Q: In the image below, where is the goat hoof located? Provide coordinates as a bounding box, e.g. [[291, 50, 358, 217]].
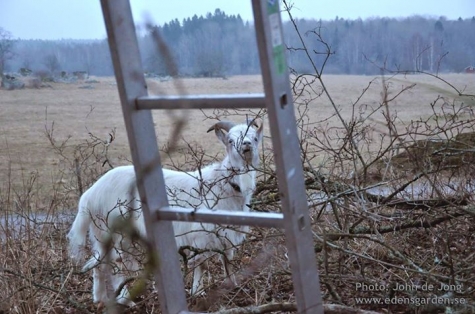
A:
[[189, 289, 207, 297], [117, 298, 136, 307]]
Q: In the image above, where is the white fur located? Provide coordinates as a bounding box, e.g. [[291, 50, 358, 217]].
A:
[[67, 122, 263, 305]]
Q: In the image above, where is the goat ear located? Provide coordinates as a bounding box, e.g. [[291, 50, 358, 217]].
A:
[[246, 117, 259, 128], [256, 120, 264, 141]]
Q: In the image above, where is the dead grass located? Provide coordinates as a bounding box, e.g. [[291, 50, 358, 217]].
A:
[[0, 75, 266, 191], [1, 74, 473, 190]]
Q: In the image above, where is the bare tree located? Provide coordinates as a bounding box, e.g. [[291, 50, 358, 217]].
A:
[[0, 28, 15, 73], [43, 53, 61, 75], [0, 28, 16, 87]]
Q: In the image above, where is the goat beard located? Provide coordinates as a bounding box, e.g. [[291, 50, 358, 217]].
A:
[[243, 151, 259, 168]]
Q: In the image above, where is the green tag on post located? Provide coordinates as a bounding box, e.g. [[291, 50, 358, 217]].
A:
[[267, 1, 285, 74]]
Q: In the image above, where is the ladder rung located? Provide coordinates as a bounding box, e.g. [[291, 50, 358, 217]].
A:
[[155, 207, 284, 228], [136, 93, 266, 110]]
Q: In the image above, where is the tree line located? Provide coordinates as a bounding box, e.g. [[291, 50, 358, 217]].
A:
[[1, 9, 474, 77]]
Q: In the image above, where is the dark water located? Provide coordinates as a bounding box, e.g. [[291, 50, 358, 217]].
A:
[[0, 211, 74, 240]]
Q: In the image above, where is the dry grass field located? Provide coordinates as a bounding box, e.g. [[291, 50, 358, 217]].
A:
[[0, 76, 265, 190], [1, 74, 473, 188], [1, 73, 475, 313]]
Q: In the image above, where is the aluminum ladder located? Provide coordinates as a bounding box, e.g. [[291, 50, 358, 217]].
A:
[[100, 0, 323, 313]]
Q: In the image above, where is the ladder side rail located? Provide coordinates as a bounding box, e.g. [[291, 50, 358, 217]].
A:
[[99, 1, 188, 313], [251, 1, 324, 313]]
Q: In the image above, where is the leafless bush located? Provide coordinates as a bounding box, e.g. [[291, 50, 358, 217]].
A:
[[33, 69, 54, 82], [0, 111, 123, 313], [44, 113, 115, 198], [23, 76, 42, 88], [256, 1, 475, 313], [0, 157, 86, 313]]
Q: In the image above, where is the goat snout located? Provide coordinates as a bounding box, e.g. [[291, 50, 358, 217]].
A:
[[241, 141, 252, 153]]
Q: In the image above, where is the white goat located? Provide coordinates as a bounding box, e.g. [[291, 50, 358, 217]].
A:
[[67, 120, 263, 305]]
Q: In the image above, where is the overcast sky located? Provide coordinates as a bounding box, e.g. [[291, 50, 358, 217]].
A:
[[1, 0, 474, 40]]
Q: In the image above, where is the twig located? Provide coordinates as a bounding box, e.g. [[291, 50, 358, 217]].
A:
[[1, 267, 90, 313]]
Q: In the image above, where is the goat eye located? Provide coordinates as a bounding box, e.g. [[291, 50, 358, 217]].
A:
[[254, 137, 258, 142], [228, 139, 233, 144]]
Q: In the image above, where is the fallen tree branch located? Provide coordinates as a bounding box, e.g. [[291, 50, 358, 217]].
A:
[[208, 302, 382, 314], [349, 212, 467, 235], [365, 194, 470, 210]]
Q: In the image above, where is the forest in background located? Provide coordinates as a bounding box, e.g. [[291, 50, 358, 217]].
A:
[[1, 9, 475, 77]]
